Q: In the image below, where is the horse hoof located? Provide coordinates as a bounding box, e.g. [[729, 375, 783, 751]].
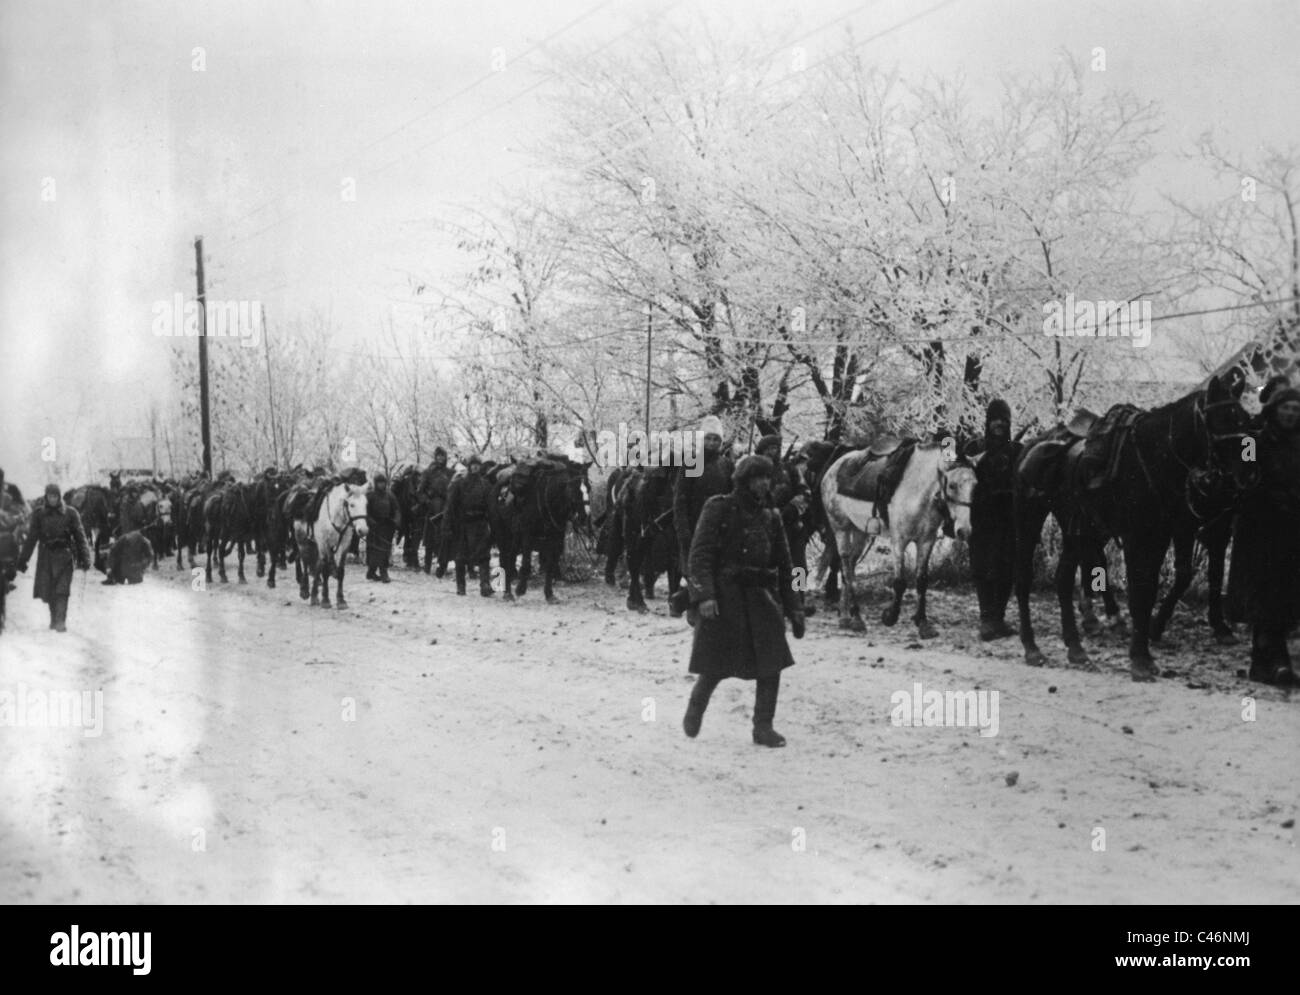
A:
[[917, 621, 938, 640], [1025, 648, 1047, 667], [309, 598, 319, 607], [1213, 630, 1238, 646], [1066, 644, 1090, 666], [1081, 617, 1102, 637], [503, 591, 515, 602], [238, 577, 247, 585], [628, 600, 648, 614], [336, 601, 347, 610], [267, 578, 276, 589], [545, 595, 558, 605], [1130, 659, 1158, 682], [880, 610, 899, 628]]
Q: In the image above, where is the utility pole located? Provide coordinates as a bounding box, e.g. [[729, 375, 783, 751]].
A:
[[262, 306, 280, 467], [645, 303, 653, 439], [195, 236, 212, 475]]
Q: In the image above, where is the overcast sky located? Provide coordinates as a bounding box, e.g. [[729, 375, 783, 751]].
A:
[[1, 0, 1296, 484]]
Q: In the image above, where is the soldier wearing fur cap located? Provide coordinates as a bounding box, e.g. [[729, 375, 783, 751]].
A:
[[962, 398, 1021, 641], [682, 454, 805, 748]]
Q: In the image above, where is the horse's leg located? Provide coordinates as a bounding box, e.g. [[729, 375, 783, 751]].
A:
[[205, 528, 214, 583], [1015, 500, 1049, 667], [626, 532, 647, 612], [335, 555, 347, 609], [299, 540, 312, 602], [1057, 532, 1089, 666], [881, 535, 907, 628], [1151, 529, 1194, 644], [1077, 559, 1101, 636], [913, 537, 938, 639], [837, 530, 867, 633], [319, 553, 332, 608], [824, 528, 841, 606], [1204, 519, 1235, 643], [515, 535, 532, 597], [543, 536, 558, 604], [1123, 531, 1167, 682]]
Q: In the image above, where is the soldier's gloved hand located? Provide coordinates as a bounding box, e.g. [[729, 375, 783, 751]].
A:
[[698, 599, 719, 620], [790, 611, 806, 639]]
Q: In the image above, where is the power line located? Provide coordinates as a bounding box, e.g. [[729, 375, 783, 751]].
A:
[[225, 1, 673, 252]]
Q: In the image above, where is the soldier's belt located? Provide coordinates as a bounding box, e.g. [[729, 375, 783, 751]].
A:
[[720, 566, 778, 587]]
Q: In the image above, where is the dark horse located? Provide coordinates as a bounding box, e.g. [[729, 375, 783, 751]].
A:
[[490, 458, 590, 603], [619, 466, 681, 613], [249, 470, 293, 585], [204, 480, 259, 584], [389, 465, 425, 570], [1012, 371, 1252, 681]]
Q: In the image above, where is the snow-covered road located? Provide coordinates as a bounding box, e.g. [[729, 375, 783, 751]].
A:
[[2, 562, 1296, 903]]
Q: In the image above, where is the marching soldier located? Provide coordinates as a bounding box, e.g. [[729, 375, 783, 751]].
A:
[[418, 447, 453, 576], [445, 454, 495, 597], [963, 399, 1021, 641], [673, 415, 733, 572], [682, 455, 805, 747], [16, 482, 92, 632], [365, 473, 402, 583]]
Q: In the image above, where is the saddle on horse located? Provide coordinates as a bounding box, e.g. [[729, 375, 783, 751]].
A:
[[1020, 403, 1144, 497], [834, 437, 916, 531], [503, 456, 569, 508]]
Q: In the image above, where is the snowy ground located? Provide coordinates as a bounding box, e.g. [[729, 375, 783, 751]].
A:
[[1, 554, 1296, 904]]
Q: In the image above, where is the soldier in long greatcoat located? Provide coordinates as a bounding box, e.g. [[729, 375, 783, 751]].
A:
[[365, 474, 402, 583], [682, 455, 805, 748], [17, 482, 91, 631], [1230, 386, 1300, 686], [418, 447, 454, 576], [445, 454, 495, 597], [962, 399, 1022, 641]]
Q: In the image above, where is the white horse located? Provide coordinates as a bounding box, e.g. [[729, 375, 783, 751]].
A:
[[293, 483, 369, 608], [821, 442, 977, 637]]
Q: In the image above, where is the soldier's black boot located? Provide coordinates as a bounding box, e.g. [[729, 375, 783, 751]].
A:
[[752, 675, 785, 747], [454, 563, 467, 596], [683, 674, 719, 738], [51, 597, 69, 633], [380, 564, 391, 583], [479, 564, 494, 597]]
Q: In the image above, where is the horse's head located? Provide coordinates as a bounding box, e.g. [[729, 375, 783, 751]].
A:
[[936, 458, 978, 542], [156, 496, 173, 524], [343, 484, 369, 537], [1202, 369, 1256, 490]]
